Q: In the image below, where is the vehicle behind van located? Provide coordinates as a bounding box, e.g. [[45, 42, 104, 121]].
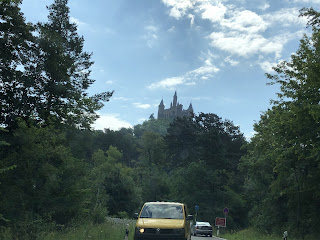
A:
[[134, 202, 193, 240]]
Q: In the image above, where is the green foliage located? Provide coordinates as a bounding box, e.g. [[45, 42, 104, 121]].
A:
[[88, 146, 141, 217], [7, 2, 320, 239], [241, 7, 320, 237], [134, 118, 171, 137], [0, 121, 90, 230], [0, 0, 113, 130], [35, 0, 113, 128], [0, 0, 38, 128]]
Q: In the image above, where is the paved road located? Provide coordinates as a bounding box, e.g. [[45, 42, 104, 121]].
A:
[[191, 235, 226, 240]]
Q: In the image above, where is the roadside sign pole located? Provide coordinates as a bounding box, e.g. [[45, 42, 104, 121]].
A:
[[195, 205, 199, 223], [223, 207, 229, 233]]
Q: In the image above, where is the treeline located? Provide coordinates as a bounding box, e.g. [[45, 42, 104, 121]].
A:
[[1, 0, 320, 239]]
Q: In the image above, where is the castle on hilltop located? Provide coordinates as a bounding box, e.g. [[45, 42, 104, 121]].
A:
[[157, 91, 193, 120]]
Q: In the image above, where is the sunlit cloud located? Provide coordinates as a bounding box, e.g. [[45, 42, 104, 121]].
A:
[[70, 16, 87, 27], [148, 77, 184, 89], [161, 0, 309, 62], [188, 14, 195, 27], [208, 31, 284, 57], [148, 58, 219, 90], [221, 10, 269, 34], [162, 0, 194, 19], [262, 8, 308, 27], [133, 103, 152, 109], [199, 3, 226, 23], [224, 56, 239, 66], [259, 60, 276, 74], [93, 114, 132, 131]]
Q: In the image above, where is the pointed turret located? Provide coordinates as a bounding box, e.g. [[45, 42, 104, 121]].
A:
[[159, 99, 164, 107], [158, 98, 165, 119], [173, 91, 177, 107]]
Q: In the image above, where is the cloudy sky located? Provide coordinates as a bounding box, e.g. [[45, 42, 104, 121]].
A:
[[21, 0, 320, 139]]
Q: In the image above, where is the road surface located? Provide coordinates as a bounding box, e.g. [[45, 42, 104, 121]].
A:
[[191, 235, 226, 240]]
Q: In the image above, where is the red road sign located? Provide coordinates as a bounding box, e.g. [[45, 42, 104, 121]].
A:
[[215, 217, 226, 227]]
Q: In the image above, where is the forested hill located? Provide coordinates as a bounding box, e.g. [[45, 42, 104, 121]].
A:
[[1, 0, 320, 239]]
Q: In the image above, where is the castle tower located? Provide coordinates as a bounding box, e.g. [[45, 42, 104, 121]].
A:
[[173, 91, 177, 107], [158, 99, 165, 119], [157, 92, 193, 120]]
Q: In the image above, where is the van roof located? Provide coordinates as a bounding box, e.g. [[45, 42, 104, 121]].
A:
[[145, 202, 184, 205]]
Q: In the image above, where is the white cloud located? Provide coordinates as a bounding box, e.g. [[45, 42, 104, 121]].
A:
[[189, 60, 220, 76], [259, 60, 276, 73], [221, 10, 268, 34], [105, 80, 113, 84], [162, 0, 194, 19], [148, 58, 219, 89], [208, 31, 285, 57], [93, 114, 132, 131], [263, 8, 308, 27], [258, 3, 270, 11], [224, 56, 239, 66], [70, 16, 87, 27], [148, 77, 184, 89], [199, 3, 227, 23], [133, 103, 152, 109], [188, 14, 195, 27], [161, 0, 309, 77]]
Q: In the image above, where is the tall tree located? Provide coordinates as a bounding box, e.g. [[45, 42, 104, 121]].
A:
[[0, 0, 39, 129], [241, 7, 320, 236], [36, 0, 112, 128]]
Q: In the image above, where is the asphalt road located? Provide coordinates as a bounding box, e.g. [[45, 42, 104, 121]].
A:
[[191, 235, 226, 240]]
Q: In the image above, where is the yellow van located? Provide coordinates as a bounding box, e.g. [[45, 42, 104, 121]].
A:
[[134, 202, 193, 240]]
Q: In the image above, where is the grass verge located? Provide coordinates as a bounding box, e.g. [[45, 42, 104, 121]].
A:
[[221, 228, 318, 240], [38, 219, 136, 240]]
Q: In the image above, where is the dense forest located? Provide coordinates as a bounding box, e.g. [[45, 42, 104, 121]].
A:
[[1, 0, 320, 239]]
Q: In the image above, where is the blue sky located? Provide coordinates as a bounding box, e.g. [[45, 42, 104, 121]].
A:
[[21, 0, 320, 139]]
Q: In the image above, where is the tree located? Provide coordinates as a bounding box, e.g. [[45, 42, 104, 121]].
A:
[[100, 146, 141, 216], [35, 0, 113, 129], [0, 0, 112, 130], [165, 114, 247, 228], [241, 8, 320, 236], [0, 120, 90, 238], [0, 0, 39, 129], [134, 118, 171, 138], [165, 116, 200, 168]]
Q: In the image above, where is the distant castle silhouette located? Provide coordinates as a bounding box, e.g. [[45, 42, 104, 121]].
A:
[[157, 91, 193, 120]]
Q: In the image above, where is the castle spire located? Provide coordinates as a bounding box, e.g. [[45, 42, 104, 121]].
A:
[[173, 90, 177, 107]]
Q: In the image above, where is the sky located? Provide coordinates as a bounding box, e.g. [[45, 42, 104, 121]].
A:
[[20, 0, 320, 139]]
